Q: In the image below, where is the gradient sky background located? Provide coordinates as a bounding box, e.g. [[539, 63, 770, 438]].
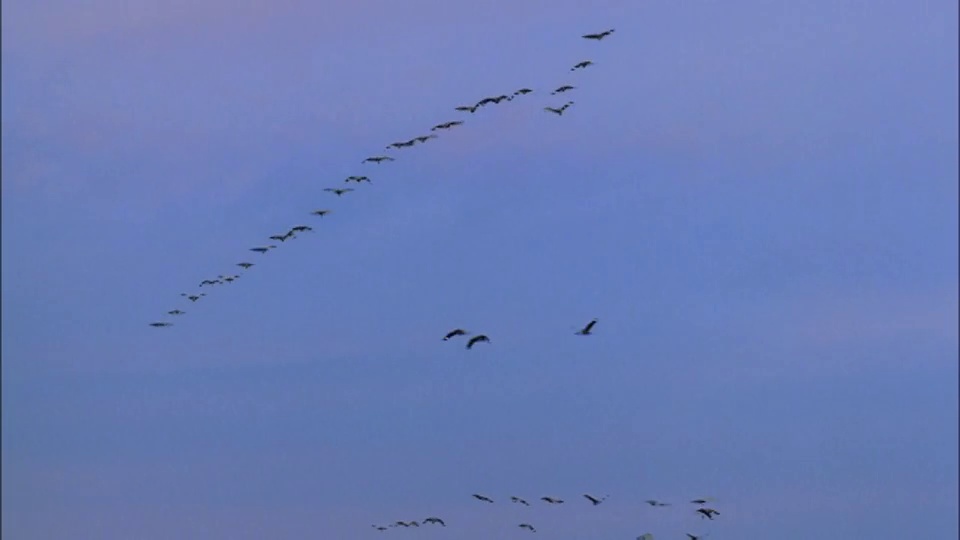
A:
[[2, 1, 958, 538]]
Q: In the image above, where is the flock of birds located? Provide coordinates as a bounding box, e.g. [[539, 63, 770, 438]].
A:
[[369, 495, 720, 538], [148, 25, 725, 539]]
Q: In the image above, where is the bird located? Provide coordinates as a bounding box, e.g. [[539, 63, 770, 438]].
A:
[[371, 525, 388, 531], [181, 293, 206, 302], [324, 188, 354, 196], [199, 279, 221, 287], [455, 105, 478, 113], [431, 120, 464, 131], [149, 322, 172, 327], [551, 85, 575, 95], [576, 318, 598, 335], [249, 246, 276, 254], [290, 225, 313, 233], [583, 493, 607, 505], [690, 498, 712, 505], [414, 134, 438, 143], [466, 335, 490, 349], [582, 28, 615, 40], [443, 328, 469, 341], [513, 88, 534, 96], [510, 496, 531, 506], [391, 521, 410, 528], [540, 497, 564, 504], [167, 310, 185, 315], [686, 534, 704, 540], [269, 232, 293, 242], [544, 101, 575, 116], [310, 209, 331, 217], [519, 523, 537, 532], [407, 521, 420, 527], [422, 517, 445, 526], [345, 175, 371, 183], [362, 156, 395, 163], [696, 508, 720, 520], [236, 262, 254, 269], [386, 140, 415, 149], [571, 60, 594, 71], [472, 493, 494, 503], [645, 500, 670, 507]]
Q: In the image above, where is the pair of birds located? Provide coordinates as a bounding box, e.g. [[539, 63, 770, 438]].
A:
[[443, 329, 489, 349]]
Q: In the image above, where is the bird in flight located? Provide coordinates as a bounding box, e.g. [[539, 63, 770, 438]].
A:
[[149, 322, 172, 327], [583, 28, 615, 40], [466, 335, 490, 349], [686, 534, 705, 540], [544, 101, 575, 115], [540, 496, 564, 504], [443, 328, 469, 341], [422, 517, 445, 526], [237, 262, 254, 269], [199, 279, 221, 287], [362, 156, 395, 164], [345, 175, 371, 183], [583, 493, 607, 505], [571, 60, 594, 71], [269, 231, 294, 242], [310, 209, 331, 217], [455, 104, 479, 113], [181, 293, 207, 302], [167, 309, 185, 316], [645, 500, 671, 507], [414, 134, 438, 144], [576, 318, 598, 335], [371, 525, 388, 531], [696, 508, 720, 520], [690, 498, 712, 505], [324, 188, 354, 197], [513, 88, 534, 96], [511, 496, 531, 506], [249, 245, 276, 254], [472, 493, 494, 503], [431, 120, 464, 131], [551, 85, 575, 95], [519, 523, 537, 532]]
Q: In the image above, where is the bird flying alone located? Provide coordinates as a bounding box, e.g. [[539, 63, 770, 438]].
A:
[[551, 85, 575, 95], [544, 101, 574, 116], [583, 493, 607, 505], [324, 188, 354, 196], [181, 293, 207, 302], [571, 60, 594, 71], [519, 523, 537, 532], [582, 28, 615, 40], [345, 175, 371, 183], [513, 88, 534, 96], [362, 156, 395, 164], [472, 493, 494, 503], [167, 310, 185, 315], [443, 328, 469, 341], [511, 496, 531, 506], [466, 335, 490, 349], [310, 209, 331, 217], [540, 497, 564, 504], [422, 517, 445, 526], [249, 246, 276, 254], [576, 318, 598, 335], [237, 262, 254, 269], [149, 322, 172, 327]]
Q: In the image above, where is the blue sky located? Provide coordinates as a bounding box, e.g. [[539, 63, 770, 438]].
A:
[[2, 1, 957, 538]]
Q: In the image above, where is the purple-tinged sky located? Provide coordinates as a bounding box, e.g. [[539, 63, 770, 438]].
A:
[[2, 1, 957, 539]]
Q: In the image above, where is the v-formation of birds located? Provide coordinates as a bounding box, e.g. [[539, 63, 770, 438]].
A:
[[369, 494, 718, 537], [149, 28, 612, 330]]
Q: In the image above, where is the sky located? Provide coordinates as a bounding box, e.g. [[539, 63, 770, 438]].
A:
[[2, 0, 957, 538]]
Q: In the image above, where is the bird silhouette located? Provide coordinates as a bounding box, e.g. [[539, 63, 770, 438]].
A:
[[519, 523, 537, 532], [324, 188, 354, 196], [466, 335, 490, 349], [443, 328, 469, 341], [551, 85, 575, 95], [422, 517, 445, 526], [149, 322, 172, 327], [362, 156, 395, 164], [582, 29, 615, 40], [583, 493, 607, 505], [511, 496, 531, 506], [571, 60, 594, 71], [310, 209, 331, 217], [540, 496, 564, 504], [472, 493, 494, 503], [236, 262, 254, 269], [576, 318, 598, 335]]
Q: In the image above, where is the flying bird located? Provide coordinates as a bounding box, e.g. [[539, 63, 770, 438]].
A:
[[686, 534, 704, 540], [414, 134, 438, 143], [167, 310, 185, 315], [544, 101, 575, 116], [690, 498, 712, 505], [696, 508, 720, 520], [513, 88, 534, 96], [540, 497, 564, 504], [345, 175, 371, 183], [371, 525, 388, 531], [519, 523, 537, 532], [324, 188, 354, 196], [583, 494, 607, 505], [362, 156, 395, 163], [472, 493, 494, 503], [199, 279, 221, 287], [180, 293, 207, 302], [310, 209, 331, 217], [576, 318, 598, 335], [551, 85, 575, 95], [455, 105, 478, 113], [645, 500, 670, 507], [511, 496, 531, 506], [431, 120, 464, 131], [249, 246, 276, 254], [443, 328, 469, 341], [583, 28, 615, 40], [466, 335, 490, 349], [237, 262, 254, 269], [290, 225, 313, 233], [269, 232, 294, 242], [149, 322, 172, 327], [422, 517, 445, 526], [571, 60, 594, 71]]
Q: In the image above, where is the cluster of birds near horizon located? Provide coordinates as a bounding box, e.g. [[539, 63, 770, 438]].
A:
[[147, 26, 725, 538], [369, 495, 720, 538]]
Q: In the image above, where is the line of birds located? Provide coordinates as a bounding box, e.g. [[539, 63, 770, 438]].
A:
[[369, 493, 717, 537], [148, 28, 617, 329]]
